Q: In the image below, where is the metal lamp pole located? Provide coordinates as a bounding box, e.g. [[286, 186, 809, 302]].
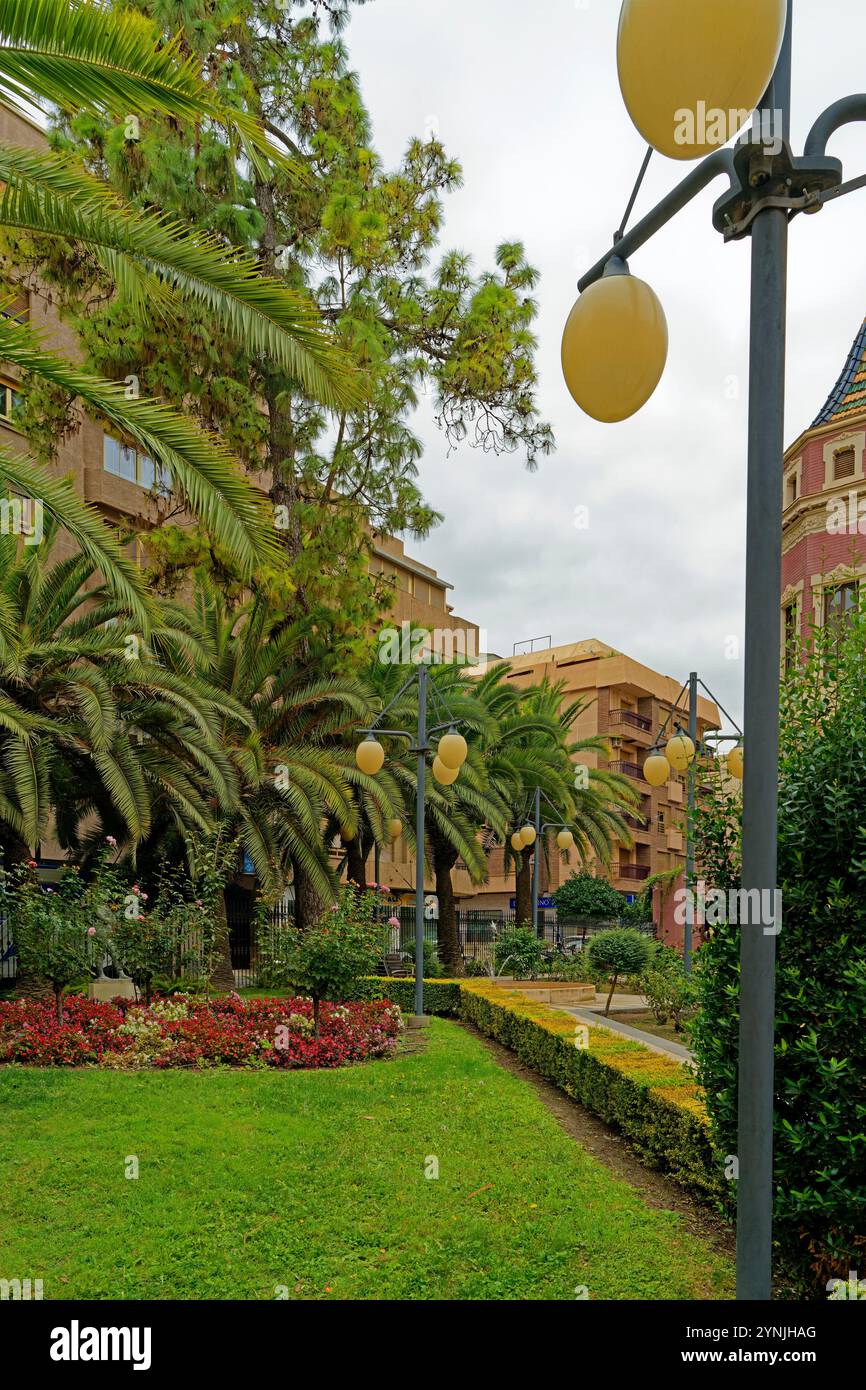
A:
[[414, 663, 427, 1018], [574, 0, 866, 1297], [530, 786, 541, 935], [357, 662, 465, 1021]]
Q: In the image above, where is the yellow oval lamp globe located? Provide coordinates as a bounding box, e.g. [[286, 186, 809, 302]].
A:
[[432, 756, 459, 786], [617, 0, 788, 160], [562, 272, 668, 423], [510, 832, 524, 852], [727, 746, 745, 781], [437, 730, 468, 770], [556, 829, 574, 851], [388, 818, 402, 840], [643, 752, 671, 787], [356, 736, 385, 775], [666, 734, 696, 772], [520, 824, 537, 847]]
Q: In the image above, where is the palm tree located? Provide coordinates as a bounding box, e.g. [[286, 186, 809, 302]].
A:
[[158, 577, 374, 982], [0, 0, 359, 592], [495, 677, 637, 930], [0, 521, 241, 864]]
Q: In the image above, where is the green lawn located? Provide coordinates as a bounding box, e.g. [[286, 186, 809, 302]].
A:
[[0, 1020, 732, 1300]]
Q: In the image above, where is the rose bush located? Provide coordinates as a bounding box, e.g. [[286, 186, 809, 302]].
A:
[[0, 993, 402, 1069]]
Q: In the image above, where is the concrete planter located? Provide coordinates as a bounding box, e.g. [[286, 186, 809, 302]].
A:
[[490, 978, 595, 1006]]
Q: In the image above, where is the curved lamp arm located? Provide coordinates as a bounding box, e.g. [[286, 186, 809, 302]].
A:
[[805, 95, 866, 157]]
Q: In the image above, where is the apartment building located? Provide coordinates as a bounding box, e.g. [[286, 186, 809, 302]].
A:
[[457, 639, 720, 912], [782, 315, 866, 648]]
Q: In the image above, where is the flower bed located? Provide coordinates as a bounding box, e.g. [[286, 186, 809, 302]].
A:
[[0, 994, 402, 1070]]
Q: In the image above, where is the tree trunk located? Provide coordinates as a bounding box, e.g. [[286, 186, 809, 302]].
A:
[[54, 984, 64, 1024], [604, 971, 618, 1017], [293, 862, 327, 933], [313, 996, 321, 1041], [344, 836, 367, 890], [210, 890, 235, 991], [515, 853, 533, 928], [431, 832, 461, 976]]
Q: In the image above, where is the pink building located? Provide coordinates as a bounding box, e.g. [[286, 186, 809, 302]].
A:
[[782, 318, 866, 648]]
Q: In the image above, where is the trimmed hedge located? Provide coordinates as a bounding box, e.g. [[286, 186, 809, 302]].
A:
[[357, 977, 462, 1016], [457, 981, 725, 1206]]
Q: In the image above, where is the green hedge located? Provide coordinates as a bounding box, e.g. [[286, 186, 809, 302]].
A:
[[458, 983, 725, 1207], [356, 977, 462, 1016]]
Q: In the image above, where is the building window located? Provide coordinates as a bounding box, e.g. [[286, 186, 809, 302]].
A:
[[784, 470, 798, 508], [104, 435, 170, 493], [826, 581, 859, 631], [657, 809, 666, 834], [0, 377, 25, 424], [834, 447, 856, 482], [783, 601, 798, 668]]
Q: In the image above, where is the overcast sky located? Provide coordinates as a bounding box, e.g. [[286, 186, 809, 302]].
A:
[[346, 0, 866, 721]]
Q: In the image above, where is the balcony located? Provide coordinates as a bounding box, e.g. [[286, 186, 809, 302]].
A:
[[609, 759, 646, 781], [609, 709, 653, 733], [617, 863, 651, 881]]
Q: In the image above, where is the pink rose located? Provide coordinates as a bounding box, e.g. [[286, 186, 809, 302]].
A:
[[106, 836, 117, 848], [87, 927, 97, 937], [387, 916, 400, 928]]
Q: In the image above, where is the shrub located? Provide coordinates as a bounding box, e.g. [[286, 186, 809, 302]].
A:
[[553, 872, 624, 921], [263, 886, 383, 1036], [0, 852, 119, 1020], [110, 891, 211, 1004], [691, 612, 866, 1293], [640, 945, 698, 1031], [355, 977, 462, 1016], [587, 928, 652, 1014], [493, 923, 543, 978], [402, 940, 445, 978]]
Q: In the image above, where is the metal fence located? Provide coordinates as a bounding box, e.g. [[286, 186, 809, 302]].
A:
[[0, 899, 656, 990]]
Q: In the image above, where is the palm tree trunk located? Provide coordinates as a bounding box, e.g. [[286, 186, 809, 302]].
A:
[[210, 890, 235, 991], [344, 837, 367, 889], [515, 853, 533, 927], [431, 832, 461, 976], [293, 862, 327, 932]]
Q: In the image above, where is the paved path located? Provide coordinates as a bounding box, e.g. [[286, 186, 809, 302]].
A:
[[557, 1004, 695, 1065]]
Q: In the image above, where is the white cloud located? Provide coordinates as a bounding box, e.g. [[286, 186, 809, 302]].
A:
[[347, 0, 866, 721]]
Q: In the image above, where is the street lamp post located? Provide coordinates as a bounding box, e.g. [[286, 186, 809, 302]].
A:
[[644, 673, 744, 972], [563, 0, 866, 1299], [356, 665, 467, 1019]]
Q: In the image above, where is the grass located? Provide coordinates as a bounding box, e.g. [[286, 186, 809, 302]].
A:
[[608, 1008, 695, 1047], [0, 1019, 732, 1300]]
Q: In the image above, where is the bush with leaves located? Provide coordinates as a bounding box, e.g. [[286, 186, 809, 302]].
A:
[[265, 886, 384, 1037], [587, 928, 652, 1015], [553, 872, 625, 922], [493, 923, 544, 979], [691, 611, 866, 1293], [640, 945, 698, 1032], [0, 852, 119, 1021]]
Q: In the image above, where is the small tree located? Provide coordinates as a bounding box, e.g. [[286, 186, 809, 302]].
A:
[[277, 886, 383, 1037], [554, 872, 625, 922], [587, 928, 652, 1016], [1, 858, 115, 1021]]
